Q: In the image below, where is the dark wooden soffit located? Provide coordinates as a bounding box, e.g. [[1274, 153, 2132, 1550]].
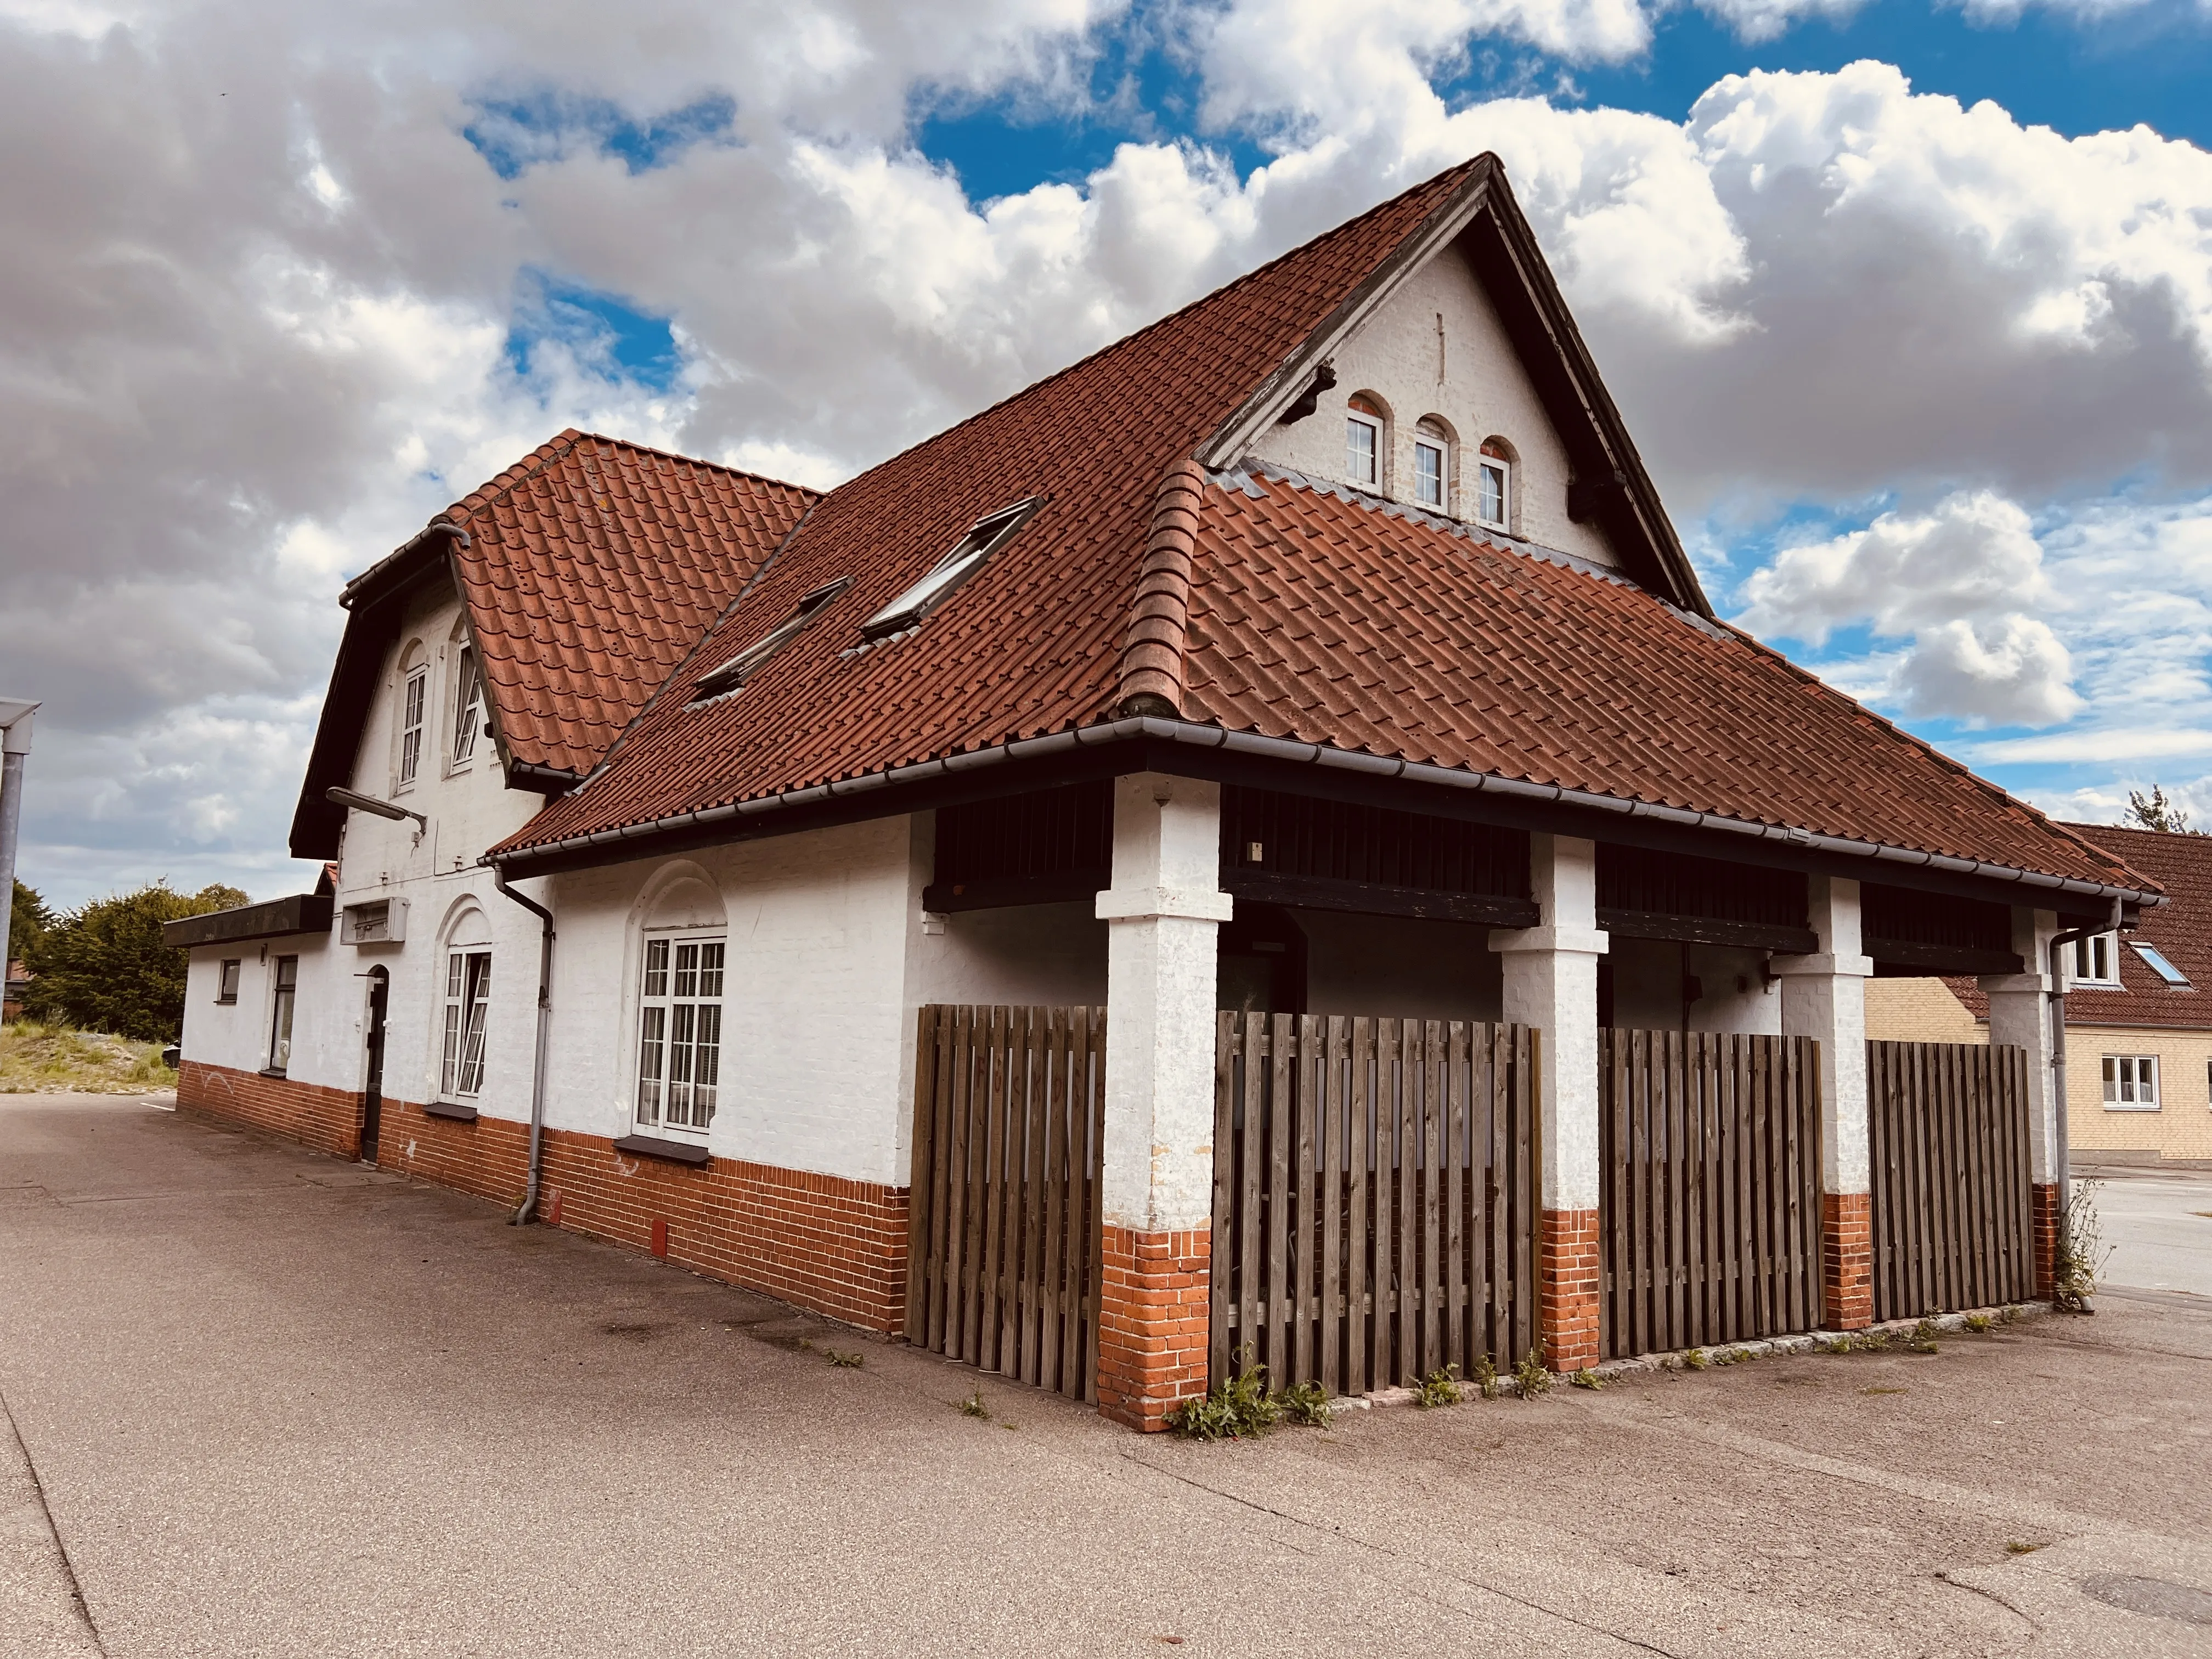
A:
[[161, 893, 335, 950], [1865, 938, 2025, 977]]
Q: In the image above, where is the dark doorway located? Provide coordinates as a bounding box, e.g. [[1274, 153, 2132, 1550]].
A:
[[1216, 904, 1307, 1017], [361, 966, 388, 1163]]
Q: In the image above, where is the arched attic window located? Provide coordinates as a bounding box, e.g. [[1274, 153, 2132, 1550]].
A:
[[396, 640, 428, 790], [1345, 393, 1389, 489], [1412, 417, 1453, 511], [449, 619, 484, 768], [1474, 437, 1515, 534]]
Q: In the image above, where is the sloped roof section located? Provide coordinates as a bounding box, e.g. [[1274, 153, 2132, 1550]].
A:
[[289, 430, 816, 857], [1181, 470, 2139, 888], [495, 159, 1494, 853], [443, 430, 819, 777]]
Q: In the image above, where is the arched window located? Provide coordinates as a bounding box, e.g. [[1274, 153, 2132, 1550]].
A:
[[1412, 417, 1453, 511], [632, 866, 729, 1144], [439, 906, 492, 1102], [396, 641, 428, 789], [1474, 437, 1515, 533], [1346, 393, 1388, 489], [449, 624, 483, 768]]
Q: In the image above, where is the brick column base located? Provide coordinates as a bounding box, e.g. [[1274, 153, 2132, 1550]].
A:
[[2032, 1182, 2061, 1299], [1539, 1208, 1601, 1373], [1821, 1191, 1873, 1329], [1096, 1224, 1210, 1431]]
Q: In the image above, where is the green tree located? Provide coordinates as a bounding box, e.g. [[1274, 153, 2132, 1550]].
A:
[[23, 882, 249, 1042], [2127, 786, 2198, 834], [9, 879, 47, 964]]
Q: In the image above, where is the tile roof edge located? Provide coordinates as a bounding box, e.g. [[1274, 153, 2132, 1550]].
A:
[[1115, 459, 1209, 721], [446, 428, 822, 530], [1706, 617, 2152, 894], [485, 715, 2172, 906]]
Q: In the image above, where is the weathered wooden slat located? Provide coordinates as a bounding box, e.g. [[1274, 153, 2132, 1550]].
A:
[[1322, 1016, 1347, 1396], [1209, 1011, 1236, 1392], [1446, 1021, 1469, 1375], [1294, 1014, 1320, 1389], [1239, 1011, 1263, 1379], [1266, 1012, 1293, 1384], [1350, 1015, 1374, 1395]]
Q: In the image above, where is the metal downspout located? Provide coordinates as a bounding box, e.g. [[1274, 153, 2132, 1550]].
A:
[[2047, 897, 2125, 1274], [492, 865, 555, 1225]]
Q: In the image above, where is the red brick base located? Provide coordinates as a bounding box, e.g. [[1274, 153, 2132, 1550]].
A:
[[1539, 1207, 1601, 1373], [2032, 1182, 2061, 1299], [1821, 1191, 1874, 1330], [1095, 1223, 1210, 1431], [178, 1062, 910, 1333]]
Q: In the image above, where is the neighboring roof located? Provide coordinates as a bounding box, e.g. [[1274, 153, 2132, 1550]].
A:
[[290, 431, 817, 857], [1948, 823, 2209, 1030], [162, 893, 336, 950]]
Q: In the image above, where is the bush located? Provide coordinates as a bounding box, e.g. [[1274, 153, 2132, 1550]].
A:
[[22, 882, 246, 1042]]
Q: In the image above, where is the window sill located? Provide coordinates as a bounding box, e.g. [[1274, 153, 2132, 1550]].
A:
[[425, 1101, 480, 1122], [216, 997, 238, 1007], [259, 1068, 288, 1079], [613, 1133, 711, 1167], [2101, 1103, 2161, 1113]]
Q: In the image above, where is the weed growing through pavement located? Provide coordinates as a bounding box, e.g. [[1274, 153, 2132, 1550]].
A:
[[957, 1389, 990, 1419], [1684, 1347, 1709, 1371], [1515, 1351, 1551, 1399], [1278, 1381, 1333, 1427], [1855, 1328, 1892, 1352], [1905, 1319, 1940, 1354], [2053, 1182, 2109, 1313], [1999, 1304, 2019, 1325], [1417, 1365, 1463, 1408], [1710, 1346, 1751, 1366], [1165, 1348, 1319, 1441], [826, 1348, 864, 1368], [1818, 1335, 1854, 1354], [1471, 1353, 1499, 1399], [1570, 1369, 1606, 1391], [1964, 1313, 1993, 1334], [2006, 1541, 2044, 1555], [1861, 1386, 1907, 1396]]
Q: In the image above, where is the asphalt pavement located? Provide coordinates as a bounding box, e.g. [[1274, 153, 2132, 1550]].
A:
[[2076, 1163, 2212, 1297], [5, 1091, 2212, 1658]]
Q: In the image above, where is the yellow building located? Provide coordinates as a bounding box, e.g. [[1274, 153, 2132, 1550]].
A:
[[1866, 822, 2209, 1169]]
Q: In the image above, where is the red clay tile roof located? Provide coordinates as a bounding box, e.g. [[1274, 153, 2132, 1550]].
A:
[[1946, 823, 2208, 1029], [482, 161, 2146, 901], [441, 430, 818, 777], [496, 161, 1492, 850]]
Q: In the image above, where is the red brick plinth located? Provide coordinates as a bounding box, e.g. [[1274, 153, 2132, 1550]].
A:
[[1095, 1223, 1211, 1431], [177, 1060, 911, 1333], [2032, 1182, 2061, 1299], [1539, 1208, 1601, 1373], [1821, 1190, 1874, 1330]]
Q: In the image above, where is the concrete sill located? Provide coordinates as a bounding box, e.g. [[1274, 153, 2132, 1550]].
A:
[[258, 1068, 287, 1080], [424, 1101, 479, 1123], [613, 1133, 710, 1167]]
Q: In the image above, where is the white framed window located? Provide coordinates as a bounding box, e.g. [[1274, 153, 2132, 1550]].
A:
[[1346, 410, 1381, 487], [397, 662, 428, 788], [1474, 452, 1511, 532], [217, 958, 241, 1005], [2102, 1054, 2159, 1110], [441, 949, 491, 1099], [1412, 433, 1447, 509], [268, 955, 298, 1073], [450, 644, 483, 767], [2070, 932, 2120, 988], [634, 934, 725, 1140]]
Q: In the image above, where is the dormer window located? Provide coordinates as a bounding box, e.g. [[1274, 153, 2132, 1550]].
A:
[[1346, 396, 1384, 488], [2070, 933, 2120, 988], [1413, 419, 1450, 510], [1474, 439, 1512, 533], [693, 578, 852, 701], [861, 500, 1039, 641]]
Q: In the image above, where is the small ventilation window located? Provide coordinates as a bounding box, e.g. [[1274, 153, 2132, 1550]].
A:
[[693, 578, 851, 701], [861, 500, 1040, 641]]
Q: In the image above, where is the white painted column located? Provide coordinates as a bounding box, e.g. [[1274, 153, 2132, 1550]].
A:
[[1093, 772, 1230, 1426], [1771, 876, 1874, 1195], [1981, 906, 2059, 1182], [1490, 834, 1606, 1370], [1489, 834, 1607, 1213], [1096, 774, 1232, 1234]]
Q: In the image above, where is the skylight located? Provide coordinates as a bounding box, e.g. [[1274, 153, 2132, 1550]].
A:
[[861, 499, 1039, 641], [2129, 940, 2193, 988], [692, 578, 849, 700]]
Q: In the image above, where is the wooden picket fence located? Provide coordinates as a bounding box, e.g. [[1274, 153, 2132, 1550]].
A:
[[1867, 1040, 2035, 1321], [1599, 1030, 1824, 1358], [1209, 1013, 1541, 1397], [905, 1005, 1105, 1402]]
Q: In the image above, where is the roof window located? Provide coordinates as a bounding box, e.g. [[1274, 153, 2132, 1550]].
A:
[[861, 499, 1039, 641], [692, 578, 850, 701], [2130, 940, 2193, 988]]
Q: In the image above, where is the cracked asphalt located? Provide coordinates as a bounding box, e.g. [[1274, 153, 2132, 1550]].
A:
[[4, 1091, 2210, 1657]]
